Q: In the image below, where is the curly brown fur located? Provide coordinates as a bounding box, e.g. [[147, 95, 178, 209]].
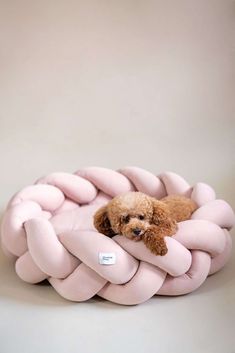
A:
[[161, 194, 197, 222], [93, 205, 116, 238], [93, 191, 197, 256]]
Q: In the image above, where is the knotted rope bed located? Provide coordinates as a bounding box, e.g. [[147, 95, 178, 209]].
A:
[[1, 167, 234, 305]]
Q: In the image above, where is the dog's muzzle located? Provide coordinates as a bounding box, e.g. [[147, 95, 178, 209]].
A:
[[133, 228, 141, 235]]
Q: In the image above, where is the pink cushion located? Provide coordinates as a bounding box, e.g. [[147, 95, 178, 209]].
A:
[[1, 166, 234, 305]]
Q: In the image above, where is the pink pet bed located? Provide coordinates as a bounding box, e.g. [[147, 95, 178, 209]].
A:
[[1, 167, 234, 305]]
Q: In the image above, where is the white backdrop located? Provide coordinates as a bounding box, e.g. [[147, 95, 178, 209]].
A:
[[0, 0, 234, 210]]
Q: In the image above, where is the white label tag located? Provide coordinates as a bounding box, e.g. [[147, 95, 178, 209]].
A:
[[99, 252, 116, 265]]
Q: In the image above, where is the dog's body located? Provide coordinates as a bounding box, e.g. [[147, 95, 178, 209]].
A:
[[93, 192, 197, 256]]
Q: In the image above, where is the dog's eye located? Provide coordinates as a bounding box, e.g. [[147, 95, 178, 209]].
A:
[[122, 215, 130, 223], [138, 215, 145, 220]]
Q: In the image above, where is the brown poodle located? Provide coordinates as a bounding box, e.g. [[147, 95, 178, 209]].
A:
[[93, 192, 197, 256]]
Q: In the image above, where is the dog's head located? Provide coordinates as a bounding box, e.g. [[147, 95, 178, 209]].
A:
[[93, 191, 177, 241]]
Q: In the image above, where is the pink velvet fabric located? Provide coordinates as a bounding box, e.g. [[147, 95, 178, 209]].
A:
[[1, 167, 234, 305]]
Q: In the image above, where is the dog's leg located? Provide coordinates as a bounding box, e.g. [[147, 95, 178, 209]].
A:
[[143, 225, 168, 256]]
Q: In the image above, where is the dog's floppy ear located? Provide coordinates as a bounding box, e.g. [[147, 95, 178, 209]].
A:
[[151, 199, 178, 237], [93, 205, 116, 237]]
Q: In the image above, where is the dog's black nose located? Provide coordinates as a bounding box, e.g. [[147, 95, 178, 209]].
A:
[[133, 228, 141, 235]]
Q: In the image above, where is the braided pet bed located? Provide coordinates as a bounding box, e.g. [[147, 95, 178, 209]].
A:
[[1, 167, 234, 305]]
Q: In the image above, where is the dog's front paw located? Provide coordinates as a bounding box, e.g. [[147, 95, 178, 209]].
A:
[[143, 231, 168, 256], [151, 242, 168, 256]]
